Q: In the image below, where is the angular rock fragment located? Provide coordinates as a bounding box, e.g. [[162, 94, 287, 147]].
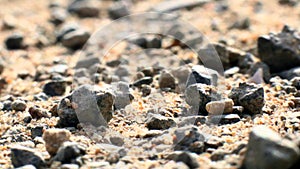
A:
[[11, 146, 45, 168], [43, 129, 71, 156], [53, 142, 86, 164], [258, 25, 300, 73], [185, 83, 220, 115], [5, 32, 24, 50], [111, 82, 134, 109], [229, 83, 264, 114], [242, 126, 300, 169], [208, 114, 240, 125], [43, 80, 67, 96], [108, 2, 130, 20], [173, 125, 205, 154], [57, 85, 115, 127], [28, 106, 50, 119], [159, 71, 176, 90], [146, 114, 176, 130], [75, 57, 100, 69], [166, 151, 199, 169]]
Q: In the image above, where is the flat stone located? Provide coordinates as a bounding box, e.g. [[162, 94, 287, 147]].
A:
[[11, 146, 45, 168], [61, 29, 90, 49], [68, 0, 100, 17], [151, 0, 210, 12], [43, 128, 71, 156], [205, 99, 234, 115], [242, 126, 300, 169], [75, 57, 100, 69]]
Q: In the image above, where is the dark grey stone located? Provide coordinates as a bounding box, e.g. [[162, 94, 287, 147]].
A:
[[146, 114, 176, 130], [5, 33, 24, 50], [11, 146, 45, 168], [43, 80, 67, 96], [166, 151, 199, 169], [108, 2, 130, 20], [11, 100, 27, 111], [61, 29, 90, 49], [53, 142, 86, 164], [68, 0, 100, 17], [229, 83, 264, 115]]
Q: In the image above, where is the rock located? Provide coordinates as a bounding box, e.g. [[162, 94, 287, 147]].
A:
[[50, 8, 67, 25], [11, 100, 27, 111], [186, 65, 218, 87], [108, 2, 130, 20], [210, 149, 230, 161], [147, 36, 162, 48], [43, 128, 71, 156], [166, 151, 199, 169], [248, 68, 264, 84], [10, 146, 45, 168], [177, 116, 207, 127], [224, 67, 240, 77], [185, 83, 220, 115], [258, 25, 300, 73], [247, 61, 271, 82], [291, 77, 300, 89], [279, 0, 298, 6], [61, 29, 90, 49], [229, 83, 264, 114], [60, 164, 79, 169], [15, 165, 36, 169], [141, 85, 151, 97], [53, 142, 86, 164], [146, 114, 176, 130], [28, 106, 50, 119], [171, 66, 191, 90], [228, 17, 251, 30], [279, 67, 300, 80], [132, 77, 153, 87], [31, 126, 44, 138], [56, 23, 79, 42], [111, 82, 134, 109], [75, 57, 100, 69], [173, 125, 205, 154], [50, 64, 68, 75], [151, 0, 209, 12], [43, 80, 67, 96], [205, 99, 234, 115], [208, 114, 241, 125], [68, 0, 100, 17], [5, 32, 24, 50], [241, 126, 300, 169], [159, 71, 176, 90], [57, 85, 115, 127]]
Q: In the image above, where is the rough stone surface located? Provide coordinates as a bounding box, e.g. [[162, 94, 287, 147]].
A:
[[166, 151, 199, 169], [57, 85, 115, 127], [10, 146, 45, 168], [43, 80, 67, 96], [229, 83, 264, 114], [53, 142, 86, 164], [242, 126, 300, 169], [159, 71, 176, 90], [205, 99, 234, 115], [258, 25, 300, 73], [43, 128, 71, 156], [185, 83, 220, 115], [146, 114, 176, 130]]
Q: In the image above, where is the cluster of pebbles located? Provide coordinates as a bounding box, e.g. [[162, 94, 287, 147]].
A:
[[0, 0, 300, 169]]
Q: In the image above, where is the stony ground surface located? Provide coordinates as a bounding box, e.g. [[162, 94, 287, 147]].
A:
[[0, 0, 300, 169]]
